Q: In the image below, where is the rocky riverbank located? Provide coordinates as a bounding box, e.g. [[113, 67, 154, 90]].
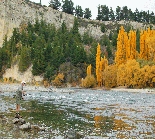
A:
[[111, 86, 155, 93], [0, 83, 50, 93], [0, 83, 155, 94], [1, 83, 155, 139]]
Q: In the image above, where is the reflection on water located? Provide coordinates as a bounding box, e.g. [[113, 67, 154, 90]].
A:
[[0, 88, 155, 138]]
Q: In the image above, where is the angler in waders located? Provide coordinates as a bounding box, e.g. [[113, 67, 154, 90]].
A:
[[15, 81, 26, 118]]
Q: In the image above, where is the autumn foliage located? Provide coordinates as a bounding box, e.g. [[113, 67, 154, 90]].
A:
[[115, 26, 137, 66], [82, 64, 96, 88], [52, 73, 64, 87], [54, 26, 155, 88], [139, 28, 155, 61], [102, 64, 117, 88], [87, 64, 92, 76], [86, 26, 155, 88], [96, 43, 108, 87], [82, 75, 96, 88]]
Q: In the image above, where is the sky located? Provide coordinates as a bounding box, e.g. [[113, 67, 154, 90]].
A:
[[30, 0, 155, 19]]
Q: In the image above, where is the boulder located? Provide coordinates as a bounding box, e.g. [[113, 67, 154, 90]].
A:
[[65, 129, 84, 139], [19, 122, 31, 130], [31, 125, 45, 131]]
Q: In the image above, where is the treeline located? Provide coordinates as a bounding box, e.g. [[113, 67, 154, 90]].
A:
[[0, 18, 101, 82], [96, 6, 155, 24], [0, 17, 148, 84], [48, 0, 155, 24]]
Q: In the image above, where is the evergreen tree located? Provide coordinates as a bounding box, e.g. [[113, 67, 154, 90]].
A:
[[84, 8, 92, 19], [136, 29, 140, 52], [101, 5, 109, 21], [75, 5, 83, 17], [100, 34, 110, 46], [0, 47, 8, 76], [134, 8, 139, 22], [31, 36, 46, 75], [101, 23, 106, 33], [49, 0, 61, 10], [146, 10, 150, 23], [62, 0, 74, 15], [109, 7, 115, 21], [96, 5, 102, 20], [82, 32, 93, 45], [71, 17, 81, 43], [150, 11, 155, 24], [44, 65, 56, 81], [97, 5, 109, 21], [128, 9, 134, 21], [72, 17, 79, 35], [122, 6, 129, 20], [19, 47, 31, 72], [112, 31, 118, 47], [61, 21, 67, 34], [116, 6, 121, 21], [109, 31, 113, 40]]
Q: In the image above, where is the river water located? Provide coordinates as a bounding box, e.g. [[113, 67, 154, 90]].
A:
[[0, 88, 155, 139]]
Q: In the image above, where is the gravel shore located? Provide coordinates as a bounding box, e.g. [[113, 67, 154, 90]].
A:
[[0, 83, 49, 93], [0, 83, 155, 94], [111, 87, 155, 93]]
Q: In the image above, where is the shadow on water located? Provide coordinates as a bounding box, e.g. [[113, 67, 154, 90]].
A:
[[0, 89, 155, 138]]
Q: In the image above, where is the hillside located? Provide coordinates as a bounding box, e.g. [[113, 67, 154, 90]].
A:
[[0, 0, 155, 85], [1, 0, 154, 48]]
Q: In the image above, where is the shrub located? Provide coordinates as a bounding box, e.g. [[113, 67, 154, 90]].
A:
[[101, 23, 106, 33], [52, 73, 64, 87], [103, 64, 117, 88], [82, 75, 96, 88]]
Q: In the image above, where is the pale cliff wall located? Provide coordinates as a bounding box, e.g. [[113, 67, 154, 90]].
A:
[[3, 64, 43, 83], [0, 0, 104, 48]]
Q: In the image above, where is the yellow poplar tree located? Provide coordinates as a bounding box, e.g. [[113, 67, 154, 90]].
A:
[[100, 56, 108, 86], [127, 30, 137, 60], [139, 30, 148, 60], [87, 64, 92, 76], [95, 43, 109, 87], [115, 26, 137, 66], [115, 26, 127, 65], [117, 63, 127, 86], [96, 43, 102, 86], [139, 27, 155, 61], [82, 64, 96, 88]]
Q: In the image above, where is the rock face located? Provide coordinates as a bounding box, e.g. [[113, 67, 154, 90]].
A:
[[0, 0, 104, 48], [3, 63, 44, 83], [3, 64, 34, 83]]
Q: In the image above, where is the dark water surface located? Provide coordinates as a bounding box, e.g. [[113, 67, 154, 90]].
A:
[[0, 88, 155, 139]]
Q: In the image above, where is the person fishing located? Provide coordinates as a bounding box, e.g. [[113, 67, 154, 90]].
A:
[[15, 81, 26, 118]]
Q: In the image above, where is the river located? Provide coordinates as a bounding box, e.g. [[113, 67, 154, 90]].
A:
[[0, 88, 155, 138]]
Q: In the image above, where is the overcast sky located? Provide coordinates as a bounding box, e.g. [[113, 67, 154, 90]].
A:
[[30, 0, 155, 19]]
